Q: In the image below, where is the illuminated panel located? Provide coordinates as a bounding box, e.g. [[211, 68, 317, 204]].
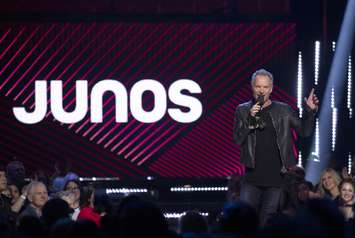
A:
[[0, 23, 296, 177]]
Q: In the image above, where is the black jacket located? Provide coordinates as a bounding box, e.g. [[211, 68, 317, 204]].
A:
[[233, 101, 315, 171]]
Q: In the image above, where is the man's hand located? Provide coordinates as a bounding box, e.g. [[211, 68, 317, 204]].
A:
[[250, 103, 261, 117], [305, 88, 319, 111]]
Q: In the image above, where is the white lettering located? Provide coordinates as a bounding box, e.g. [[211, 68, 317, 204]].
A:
[[168, 79, 202, 123], [13, 79, 202, 124], [13, 81, 47, 124]]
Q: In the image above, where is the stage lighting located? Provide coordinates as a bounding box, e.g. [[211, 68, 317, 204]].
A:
[[348, 56, 353, 118], [332, 41, 336, 52], [106, 188, 148, 194], [298, 151, 303, 167], [315, 41, 320, 85], [311, 118, 320, 161], [348, 152, 352, 175], [297, 51, 303, 118], [331, 87, 338, 151], [164, 212, 209, 219], [170, 186, 228, 192]]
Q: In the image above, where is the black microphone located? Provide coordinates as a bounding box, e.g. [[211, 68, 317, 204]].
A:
[[257, 95, 265, 107], [255, 95, 264, 116], [249, 95, 266, 129]]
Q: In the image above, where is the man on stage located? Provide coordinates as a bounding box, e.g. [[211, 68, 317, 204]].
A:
[[233, 69, 319, 227]]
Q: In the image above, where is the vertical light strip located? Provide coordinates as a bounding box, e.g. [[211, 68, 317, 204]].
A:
[[332, 41, 336, 52], [297, 51, 303, 118], [312, 118, 320, 161], [298, 150, 303, 167], [348, 152, 352, 175], [314, 41, 320, 85], [331, 87, 337, 151], [348, 56, 353, 118]]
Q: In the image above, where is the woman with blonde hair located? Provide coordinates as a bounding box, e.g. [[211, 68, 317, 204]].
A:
[[318, 168, 342, 200]]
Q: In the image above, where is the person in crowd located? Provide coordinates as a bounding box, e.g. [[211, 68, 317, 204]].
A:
[[296, 181, 314, 205], [6, 160, 26, 189], [215, 201, 259, 238], [1, 164, 28, 223], [0, 164, 14, 223], [117, 195, 175, 238], [77, 186, 101, 227], [318, 168, 341, 200], [179, 211, 210, 238], [8, 183, 20, 205], [18, 181, 48, 221], [338, 178, 355, 221], [63, 179, 81, 220], [42, 198, 73, 229]]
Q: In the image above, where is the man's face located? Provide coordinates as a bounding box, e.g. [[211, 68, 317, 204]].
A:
[[252, 75, 273, 102], [0, 171, 7, 192], [29, 184, 48, 208]]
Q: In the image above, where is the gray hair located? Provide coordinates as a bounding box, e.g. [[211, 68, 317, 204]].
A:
[[251, 69, 274, 86], [27, 181, 47, 198]]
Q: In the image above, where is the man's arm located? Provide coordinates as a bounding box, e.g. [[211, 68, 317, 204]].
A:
[[233, 106, 252, 145], [289, 89, 319, 137], [289, 105, 316, 137]]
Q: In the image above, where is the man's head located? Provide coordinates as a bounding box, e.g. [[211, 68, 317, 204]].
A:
[[0, 164, 7, 192], [251, 69, 273, 102], [27, 181, 48, 209]]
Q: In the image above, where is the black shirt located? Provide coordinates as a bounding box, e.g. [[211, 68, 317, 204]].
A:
[[245, 103, 284, 187]]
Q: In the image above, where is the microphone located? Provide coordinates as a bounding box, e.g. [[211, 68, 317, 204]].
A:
[[249, 95, 266, 130], [255, 95, 264, 116], [255, 95, 266, 129], [256, 95, 265, 107]]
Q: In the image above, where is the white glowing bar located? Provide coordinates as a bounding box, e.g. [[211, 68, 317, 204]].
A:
[[331, 87, 335, 108], [348, 152, 352, 175], [79, 177, 120, 181], [331, 87, 337, 151], [297, 51, 303, 118], [332, 41, 336, 52], [298, 150, 303, 167], [164, 212, 209, 219], [312, 118, 320, 161], [314, 41, 320, 85], [348, 56, 353, 118], [331, 108, 337, 151], [105, 188, 148, 194], [170, 186, 228, 192]]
